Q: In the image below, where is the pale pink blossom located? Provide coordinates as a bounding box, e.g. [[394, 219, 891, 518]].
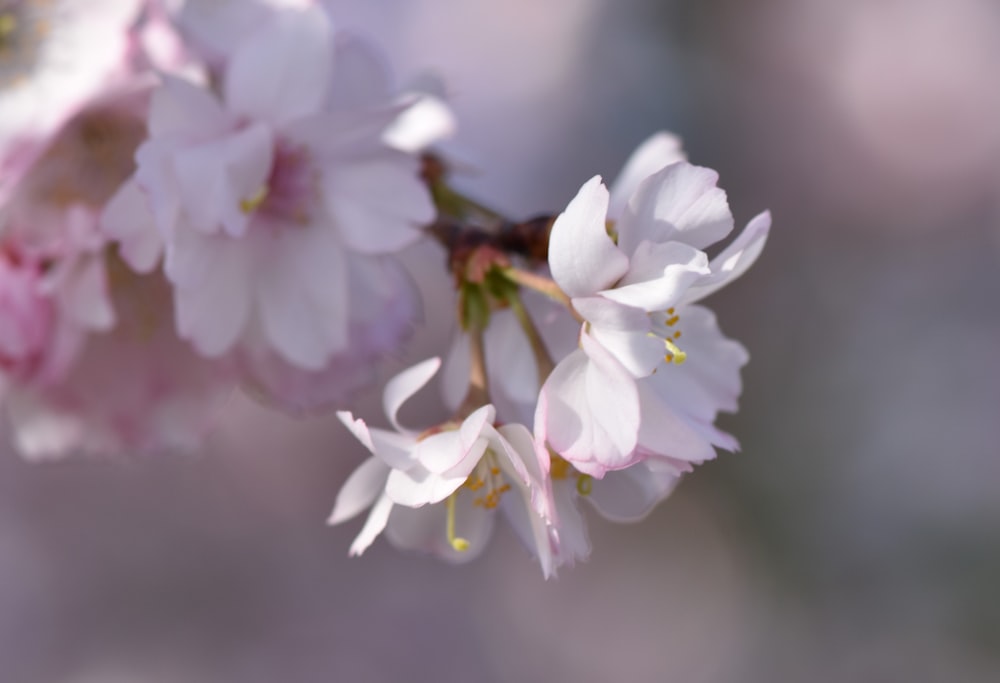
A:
[[330, 358, 557, 576], [104, 5, 439, 412], [538, 156, 770, 476]]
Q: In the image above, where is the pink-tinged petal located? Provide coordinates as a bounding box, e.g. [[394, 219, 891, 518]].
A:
[[548, 176, 629, 298], [224, 5, 332, 126], [588, 326, 664, 379], [413, 408, 491, 475], [383, 357, 442, 434], [328, 456, 390, 525], [101, 180, 163, 273], [499, 480, 557, 579], [635, 381, 718, 464], [349, 492, 394, 557], [619, 163, 734, 254], [608, 132, 687, 220], [385, 463, 470, 507], [148, 75, 231, 138], [172, 123, 274, 237], [336, 411, 376, 452], [683, 210, 771, 305], [169, 233, 253, 356], [495, 423, 556, 522], [254, 224, 348, 369], [58, 258, 114, 332], [323, 154, 433, 254], [550, 481, 592, 566], [586, 459, 688, 522], [603, 240, 710, 312], [536, 336, 640, 476]]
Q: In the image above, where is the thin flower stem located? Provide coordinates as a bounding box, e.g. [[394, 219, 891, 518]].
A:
[[500, 267, 583, 324], [456, 324, 490, 419], [508, 292, 556, 386]]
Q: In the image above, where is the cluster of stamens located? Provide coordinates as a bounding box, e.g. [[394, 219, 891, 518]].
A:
[[464, 452, 511, 509], [550, 454, 593, 496], [662, 307, 686, 364]]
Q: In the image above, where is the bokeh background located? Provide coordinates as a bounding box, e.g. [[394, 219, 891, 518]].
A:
[[2, 0, 999, 680]]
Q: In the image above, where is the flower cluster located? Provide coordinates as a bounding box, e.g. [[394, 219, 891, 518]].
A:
[[0, 1, 768, 575]]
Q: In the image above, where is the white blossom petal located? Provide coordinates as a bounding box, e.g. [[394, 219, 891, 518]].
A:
[[548, 176, 628, 298], [618, 163, 733, 254], [224, 4, 332, 126]]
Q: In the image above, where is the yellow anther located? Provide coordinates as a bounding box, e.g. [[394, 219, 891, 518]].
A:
[[673, 331, 682, 339], [666, 315, 680, 327], [550, 456, 570, 480], [446, 494, 470, 552], [239, 186, 269, 214], [576, 475, 593, 496], [667, 307, 675, 315], [664, 338, 687, 364]]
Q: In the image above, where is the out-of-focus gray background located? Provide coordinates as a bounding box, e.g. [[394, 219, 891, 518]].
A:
[[2, 1, 999, 680]]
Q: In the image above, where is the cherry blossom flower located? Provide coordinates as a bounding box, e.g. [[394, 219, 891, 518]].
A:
[[538, 160, 770, 477], [330, 358, 558, 577], [103, 4, 440, 412]]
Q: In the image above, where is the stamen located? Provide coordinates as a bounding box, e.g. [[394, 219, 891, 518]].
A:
[[666, 315, 680, 327], [664, 338, 687, 364], [576, 475, 593, 496], [239, 186, 269, 214], [550, 456, 570, 480], [446, 493, 469, 552]]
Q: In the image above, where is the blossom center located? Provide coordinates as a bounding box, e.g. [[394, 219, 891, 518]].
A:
[[241, 141, 319, 226], [463, 451, 511, 509], [656, 307, 686, 364], [550, 455, 593, 496]]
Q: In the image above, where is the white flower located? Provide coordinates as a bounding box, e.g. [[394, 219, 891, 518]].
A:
[[538, 156, 770, 476], [330, 358, 558, 577]]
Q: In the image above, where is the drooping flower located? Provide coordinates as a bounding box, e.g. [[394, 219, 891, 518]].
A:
[[538, 159, 770, 477], [330, 358, 558, 577], [103, 4, 441, 412]]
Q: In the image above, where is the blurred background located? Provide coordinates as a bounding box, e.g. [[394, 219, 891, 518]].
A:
[[2, 0, 999, 680]]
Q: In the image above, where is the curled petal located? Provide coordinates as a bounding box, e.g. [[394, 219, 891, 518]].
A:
[[548, 176, 629, 298], [683, 210, 771, 305], [383, 357, 441, 435], [328, 456, 390, 525]]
